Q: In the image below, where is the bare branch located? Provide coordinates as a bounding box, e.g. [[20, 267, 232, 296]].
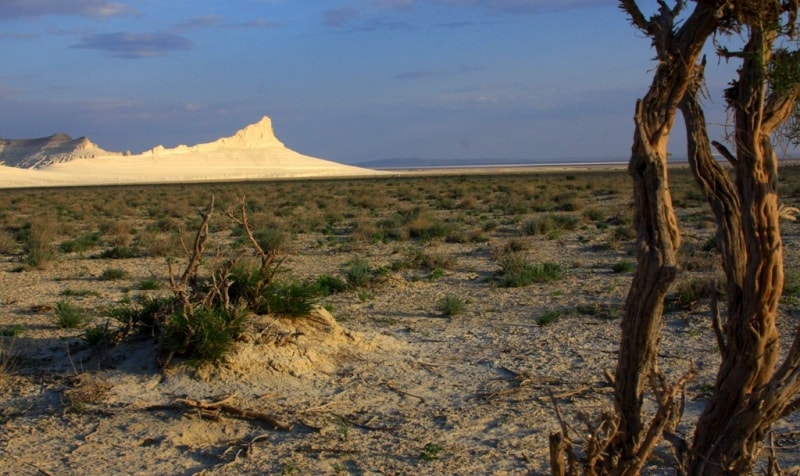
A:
[[619, 0, 651, 32], [711, 140, 738, 166]]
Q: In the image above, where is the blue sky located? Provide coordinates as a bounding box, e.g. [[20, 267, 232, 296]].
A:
[[0, 0, 736, 164]]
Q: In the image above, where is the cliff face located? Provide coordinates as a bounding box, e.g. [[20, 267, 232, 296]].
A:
[[0, 133, 116, 169], [1, 116, 293, 169], [145, 116, 285, 155]]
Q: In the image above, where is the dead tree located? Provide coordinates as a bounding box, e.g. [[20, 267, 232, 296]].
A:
[[680, 3, 800, 473], [603, 1, 731, 470]]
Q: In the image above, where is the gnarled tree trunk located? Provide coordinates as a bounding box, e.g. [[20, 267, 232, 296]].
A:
[[603, 1, 728, 470], [682, 21, 800, 473]]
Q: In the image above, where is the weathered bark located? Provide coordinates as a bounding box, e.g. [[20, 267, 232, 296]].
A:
[[680, 18, 800, 474], [605, 1, 729, 469]]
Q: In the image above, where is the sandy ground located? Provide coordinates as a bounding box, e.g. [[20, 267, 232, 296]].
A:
[[1, 173, 799, 475]]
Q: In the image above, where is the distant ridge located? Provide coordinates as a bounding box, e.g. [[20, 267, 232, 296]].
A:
[[0, 133, 117, 168], [0, 116, 383, 188]]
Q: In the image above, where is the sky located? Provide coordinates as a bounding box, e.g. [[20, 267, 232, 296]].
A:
[[0, 0, 739, 165]]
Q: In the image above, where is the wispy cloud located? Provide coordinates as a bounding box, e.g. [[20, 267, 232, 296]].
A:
[[324, 7, 359, 27], [174, 15, 225, 30], [174, 15, 283, 30], [0, 0, 136, 21], [71, 32, 195, 59]]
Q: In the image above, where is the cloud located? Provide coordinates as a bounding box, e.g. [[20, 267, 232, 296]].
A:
[[71, 32, 195, 59], [174, 15, 225, 30], [174, 15, 283, 30], [324, 7, 359, 27], [0, 0, 135, 21]]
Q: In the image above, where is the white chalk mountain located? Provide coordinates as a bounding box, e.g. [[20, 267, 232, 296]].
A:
[[0, 116, 381, 188], [0, 133, 118, 169]]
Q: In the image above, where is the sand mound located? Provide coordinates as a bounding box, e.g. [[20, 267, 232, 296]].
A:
[[200, 307, 403, 381]]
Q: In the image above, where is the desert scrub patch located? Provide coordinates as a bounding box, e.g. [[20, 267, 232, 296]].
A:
[[59, 232, 101, 253], [611, 260, 635, 273], [575, 303, 621, 320], [99, 267, 128, 281], [666, 278, 713, 311], [0, 325, 25, 337], [261, 281, 320, 317], [97, 245, 138, 259], [163, 306, 247, 364], [437, 294, 467, 316], [137, 277, 162, 290], [0, 229, 17, 255], [405, 247, 456, 270], [784, 268, 800, 304], [496, 254, 563, 287], [19, 218, 58, 269], [312, 275, 348, 296], [60, 288, 101, 297], [520, 214, 578, 240], [82, 322, 115, 349], [54, 300, 90, 329], [343, 257, 374, 288], [536, 309, 561, 326]]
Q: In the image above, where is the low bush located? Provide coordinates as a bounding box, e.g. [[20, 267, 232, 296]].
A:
[[59, 232, 101, 253], [55, 300, 89, 329], [496, 254, 563, 287], [343, 257, 373, 288], [98, 246, 137, 259], [536, 309, 561, 326], [437, 294, 467, 316], [99, 267, 128, 281], [163, 306, 246, 363], [20, 219, 58, 269]]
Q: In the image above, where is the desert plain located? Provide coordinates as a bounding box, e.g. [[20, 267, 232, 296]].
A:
[[1, 167, 800, 475]]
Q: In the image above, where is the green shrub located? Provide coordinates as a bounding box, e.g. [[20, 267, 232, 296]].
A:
[[611, 260, 635, 273], [666, 278, 711, 311], [496, 255, 563, 287], [99, 267, 128, 281], [0, 325, 25, 337], [437, 294, 466, 316], [262, 281, 318, 317], [98, 246, 137, 259], [536, 309, 561, 326], [343, 257, 373, 288], [312, 275, 347, 296], [107, 295, 175, 334], [254, 227, 286, 254], [521, 214, 579, 237], [163, 306, 245, 363], [60, 289, 100, 297], [55, 300, 89, 329], [82, 323, 114, 349], [137, 277, 162, 290], [59, 232, 101, 253]]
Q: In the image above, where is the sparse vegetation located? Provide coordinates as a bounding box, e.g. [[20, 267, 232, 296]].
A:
[[496, 254, 562, 287], [437, 294, 466, 316], [54, 300, 89, 329]]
